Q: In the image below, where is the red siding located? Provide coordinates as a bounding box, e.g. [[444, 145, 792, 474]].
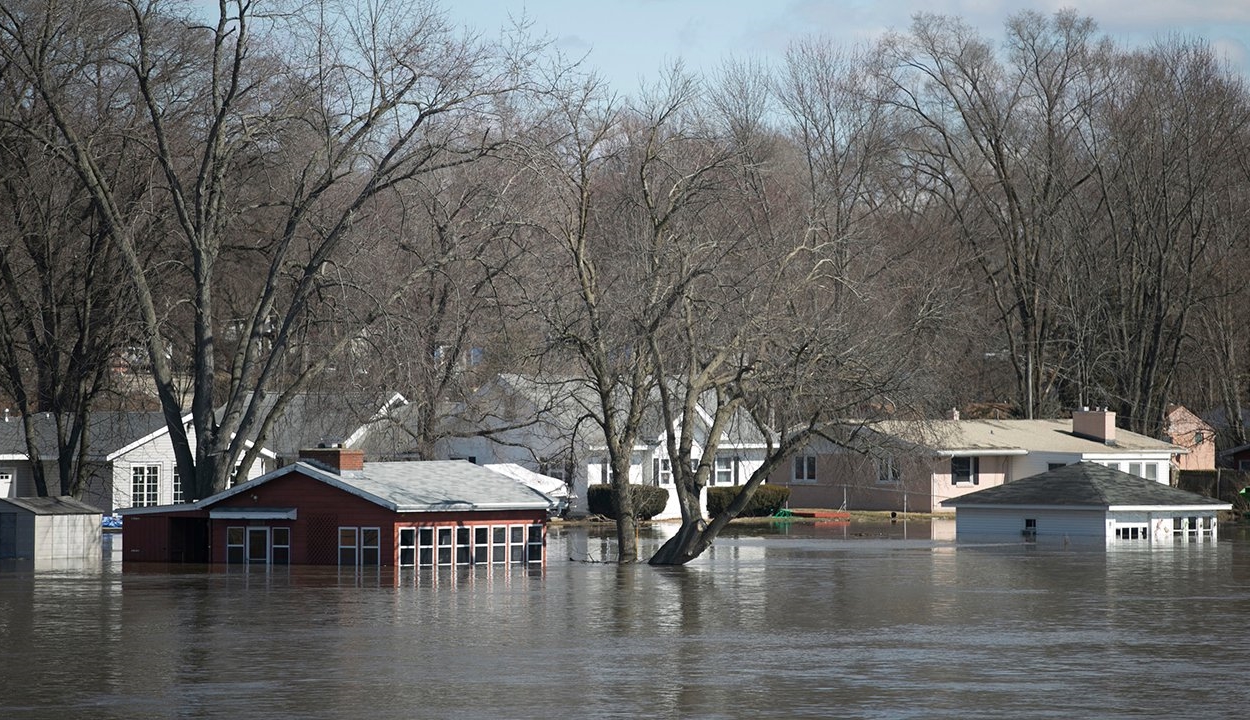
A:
[[127, 469, 547, 566]]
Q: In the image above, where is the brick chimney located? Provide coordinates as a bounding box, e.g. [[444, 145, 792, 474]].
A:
[[299, 444, 365, 473], [1072, 407, 1116, 444]]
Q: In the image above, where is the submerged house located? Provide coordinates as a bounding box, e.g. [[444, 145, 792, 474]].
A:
[[118, 447, 553, 567], [941, 462, 1229, 543]]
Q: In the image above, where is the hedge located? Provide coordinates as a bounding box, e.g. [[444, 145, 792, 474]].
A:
[[707, 484, 791, 518], [586, 484, 670, 520]]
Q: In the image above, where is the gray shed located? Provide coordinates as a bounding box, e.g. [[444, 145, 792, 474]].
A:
[[941, 462, 1231, 543], [0, 496, 103, 564]]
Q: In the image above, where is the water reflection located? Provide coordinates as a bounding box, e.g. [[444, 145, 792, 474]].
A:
[[1, 523, 1249, 719]]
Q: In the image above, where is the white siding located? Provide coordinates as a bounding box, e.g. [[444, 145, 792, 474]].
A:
[[110, 427, 269, 510], [955, 507, 1106, 540]]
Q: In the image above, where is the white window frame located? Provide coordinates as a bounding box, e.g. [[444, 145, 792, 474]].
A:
[[399, 527, 417, 567], [492, 525, 508, 564], [226, 526, 245, 564], [713, 456, 735, 486], [526, 524, 544, 564], [792, 456, 817, 484], [418, 527, 434, 567], [654, 457, 673, 486], [131, 465, 160, 507], [473, 525, 490, 564]]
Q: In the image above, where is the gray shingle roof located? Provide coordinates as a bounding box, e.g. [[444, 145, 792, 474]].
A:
[[208, 459, 554, 513], [0, 496, 104, 515], [942, 462, 1230, 509], [0, 412, 168, 458]]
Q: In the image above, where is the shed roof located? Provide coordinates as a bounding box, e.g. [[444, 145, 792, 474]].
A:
[[0, 496, 105, 515], [941, 462, 1230, 509]]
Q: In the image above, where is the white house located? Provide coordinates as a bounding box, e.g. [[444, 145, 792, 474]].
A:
[[0, 412, 274, 512], [942, 461, 1229, 543]]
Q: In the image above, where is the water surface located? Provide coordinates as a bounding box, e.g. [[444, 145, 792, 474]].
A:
[[2, 521, 1248, 719]]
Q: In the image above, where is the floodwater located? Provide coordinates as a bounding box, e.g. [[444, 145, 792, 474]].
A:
[[3, 520, 1250, 719]]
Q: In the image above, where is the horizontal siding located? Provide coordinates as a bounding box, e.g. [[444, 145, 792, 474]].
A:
[[956, 508, 1106, 540]]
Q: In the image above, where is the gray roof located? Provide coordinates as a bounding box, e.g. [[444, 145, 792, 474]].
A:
[[208, 459, 554, 513], [0, 496, 104, 515], [871, 418, 1180, 455], [0, 412, 169, 458], [942, 462, 1230, 509], [241, 391, 405, 458]]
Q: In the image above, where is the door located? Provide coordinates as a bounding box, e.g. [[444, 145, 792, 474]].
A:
[[247, 527, 270, 564], [0, 468, 13, 498]]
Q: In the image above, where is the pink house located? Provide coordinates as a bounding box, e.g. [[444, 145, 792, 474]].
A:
[[771, 409, 1185, 514], [1163, 404, 1216, 471]]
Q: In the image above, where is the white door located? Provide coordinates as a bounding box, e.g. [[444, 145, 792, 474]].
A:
[[0, 469, 13, 498]]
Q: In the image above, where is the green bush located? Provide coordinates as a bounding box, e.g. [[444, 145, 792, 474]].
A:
[[707, 484, 791, 518], [587, 484, 670, 520]]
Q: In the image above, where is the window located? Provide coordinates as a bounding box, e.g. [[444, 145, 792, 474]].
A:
[[360, 527, 380, 566], [1023, 518, 1037, 539], [1128, 462, 1142, 478], [951, 457, 978, 485], [418, 527, 434, 566], [510, 525, 526, 563], [399, 528, 417, 567], [172, 470, 183, 504], [474, 526, 490, 564], [713, 457, 735, 486], [653, 458, 673, 486], [436, 527, 454, 566], [131, 465, 160, 507], [540, 457, 568, 482], [338, 527, 358, 566], [227, 526, 246, 564], [455, 527, 472, 565], [492, 526, 508, 564], [1047, 463, 1066, 472], [792, 456, 817, 484], [1144, 464, 1158, 482], [527, 524, 544, 564], [875, 458, 900, 484]]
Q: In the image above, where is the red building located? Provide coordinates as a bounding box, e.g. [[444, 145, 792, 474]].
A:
[[119, 447, 553, 567]]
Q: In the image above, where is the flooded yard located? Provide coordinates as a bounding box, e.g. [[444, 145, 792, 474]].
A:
[[2, 521, 1249, 718]]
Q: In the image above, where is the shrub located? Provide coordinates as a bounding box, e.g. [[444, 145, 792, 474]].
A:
[[587, 484, 670, 520], [707, 484, 791, 518]]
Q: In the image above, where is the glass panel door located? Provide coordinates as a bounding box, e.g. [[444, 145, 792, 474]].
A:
[[247, 527, 269, 564]]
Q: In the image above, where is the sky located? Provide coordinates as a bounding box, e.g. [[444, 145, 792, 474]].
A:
[[445, 0, 1250, 92]]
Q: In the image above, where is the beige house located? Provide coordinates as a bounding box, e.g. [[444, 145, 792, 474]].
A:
[[771, 409, 1185, 514]]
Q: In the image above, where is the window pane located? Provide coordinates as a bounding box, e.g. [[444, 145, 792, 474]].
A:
[[272, 528, 290, 546], [511, 526, 524, 544], [227, 527, 245, 545], [361, 528, 379, 546]]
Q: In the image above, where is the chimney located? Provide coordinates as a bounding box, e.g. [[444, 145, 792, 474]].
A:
[[1072, 407, 1116, 444], [948, 407, 960, 421], [299, 443, 365, 473]]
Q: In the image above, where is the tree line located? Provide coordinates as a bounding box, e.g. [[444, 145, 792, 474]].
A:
[[1, 2, 1247, 563]]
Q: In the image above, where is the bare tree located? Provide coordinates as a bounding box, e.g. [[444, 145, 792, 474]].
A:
[[0, 0, 548, 500]]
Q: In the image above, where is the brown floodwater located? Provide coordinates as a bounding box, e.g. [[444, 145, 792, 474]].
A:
[[2, 520, 1249, 719]]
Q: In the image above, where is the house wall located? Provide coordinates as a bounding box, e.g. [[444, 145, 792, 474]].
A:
[[110, 428, 269, 511], [766, 450, 931, 513], [206, 472, 546, 565], [931, 455, 1010, 512], [954, 507, 1107, 540], [1166, 409, 1215, 471]]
